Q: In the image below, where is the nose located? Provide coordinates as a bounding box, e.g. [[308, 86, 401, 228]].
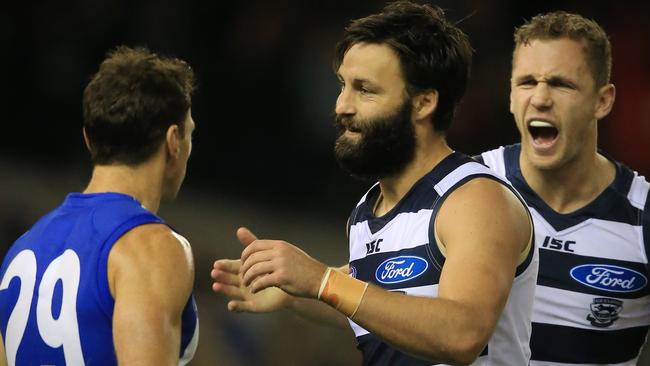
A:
[[335, 87, 356, 116], [531, 83, 552, 110]]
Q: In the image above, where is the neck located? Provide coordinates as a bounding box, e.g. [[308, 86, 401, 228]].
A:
[[520, 149, 615, 214], [83, 158, 165, 213], [375, 133, 452, 216]]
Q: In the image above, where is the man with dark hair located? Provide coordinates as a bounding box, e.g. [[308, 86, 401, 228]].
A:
[[477, 11, 650, 365], [212, 2, 537, 365], [0, 46, 198, 365]]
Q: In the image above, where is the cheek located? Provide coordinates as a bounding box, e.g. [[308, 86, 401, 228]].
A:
[[509, 92, 526, 112], [515, 121, 528, 138], [510, 100, 525, 128]]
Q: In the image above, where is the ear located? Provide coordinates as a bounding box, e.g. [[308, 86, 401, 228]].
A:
[[82, 128, 92, 152], [165, 124, 181, 159], [413, 89, 438, 121], [594, 83, 615, 120]]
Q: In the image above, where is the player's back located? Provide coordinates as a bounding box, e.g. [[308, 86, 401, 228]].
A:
[[0, 192, 166, 365]]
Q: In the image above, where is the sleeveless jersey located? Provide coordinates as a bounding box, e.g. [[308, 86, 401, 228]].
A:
[[480, 144, 650, 365], [0, 192, 198, 366], [347, 152, 538, 366]]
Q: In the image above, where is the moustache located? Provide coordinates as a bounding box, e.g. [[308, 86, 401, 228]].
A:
[[335, 114, 362, 133]]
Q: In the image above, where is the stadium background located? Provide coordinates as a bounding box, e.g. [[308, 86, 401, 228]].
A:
[[1, 1, 649, 364]]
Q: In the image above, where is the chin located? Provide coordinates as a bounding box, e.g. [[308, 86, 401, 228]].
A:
[[527, 154, 566, 172], [337, 133, 361, 146]]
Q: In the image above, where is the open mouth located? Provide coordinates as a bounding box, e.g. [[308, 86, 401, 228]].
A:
[[528, 120, 558, 147]]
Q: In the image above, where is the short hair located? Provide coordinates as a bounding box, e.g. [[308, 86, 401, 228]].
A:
[[333, 0, 472, 132], [83, 46, 195, 165], [513, 11, 611, 87]]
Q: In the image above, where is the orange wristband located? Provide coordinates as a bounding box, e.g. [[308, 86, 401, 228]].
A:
[[318, 268, 368, 318]]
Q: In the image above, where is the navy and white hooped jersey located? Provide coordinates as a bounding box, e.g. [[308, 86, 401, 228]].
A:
[[347, 152, 538, 366], [479, 144, 650, 366], [0, 192, 198, 366]]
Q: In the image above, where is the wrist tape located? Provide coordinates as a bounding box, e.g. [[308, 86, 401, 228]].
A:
[[317, 267, 369, 318]]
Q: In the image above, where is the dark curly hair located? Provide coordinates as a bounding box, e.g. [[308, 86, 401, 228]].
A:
[[333, 1, 472, 132]]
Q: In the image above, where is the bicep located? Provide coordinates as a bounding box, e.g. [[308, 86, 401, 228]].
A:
[[436, 179, 530, 322], [110, 224, 194, 364]]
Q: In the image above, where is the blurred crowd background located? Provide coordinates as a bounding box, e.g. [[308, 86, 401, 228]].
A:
[[1, 1, 649, 364]]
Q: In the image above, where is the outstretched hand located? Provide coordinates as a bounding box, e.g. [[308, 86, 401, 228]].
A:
[[239, 229, 327, 299], [211, 227, 291, 313]]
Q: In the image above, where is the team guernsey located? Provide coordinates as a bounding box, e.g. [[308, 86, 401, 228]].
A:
[[0, 192, 198, 365], [347, 152, 539, 366], [479, 144, 650, 365]]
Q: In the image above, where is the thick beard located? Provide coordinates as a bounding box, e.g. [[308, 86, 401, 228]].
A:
[[334, 99, 415, 181]]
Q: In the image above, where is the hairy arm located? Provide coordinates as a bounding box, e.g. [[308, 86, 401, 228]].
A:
[[241, 179, 530, 364], [109, 224, 194, 365]]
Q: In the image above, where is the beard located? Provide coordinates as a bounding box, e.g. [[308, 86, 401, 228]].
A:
[[334, 98, 415, 181]]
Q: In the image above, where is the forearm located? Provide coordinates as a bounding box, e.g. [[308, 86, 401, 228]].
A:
[[349, 285, 492, 365], [285, 296, 350, 328], [284, 264, 351, 328]]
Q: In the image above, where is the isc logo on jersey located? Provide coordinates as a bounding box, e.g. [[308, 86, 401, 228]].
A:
[[570, 264, 648, 293], [375, 256, 428, 284]]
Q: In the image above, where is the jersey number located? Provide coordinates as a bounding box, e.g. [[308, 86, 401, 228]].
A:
[[0, 249, 84, 366]]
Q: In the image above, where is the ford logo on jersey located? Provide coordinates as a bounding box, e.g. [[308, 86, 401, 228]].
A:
[[570, 264, 647, 293], [375, 256, 428, 284]]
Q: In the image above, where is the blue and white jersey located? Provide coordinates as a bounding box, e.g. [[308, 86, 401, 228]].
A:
[[480, 144, 650, 365], [347, 152, 538, 366], [0, 192, 198, 366]]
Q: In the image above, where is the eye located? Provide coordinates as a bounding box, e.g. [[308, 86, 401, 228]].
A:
[[548, 79, 575, 89], [517, 78, 536, 88]]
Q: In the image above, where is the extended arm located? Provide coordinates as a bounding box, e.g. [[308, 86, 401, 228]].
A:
[[240, 179, 530, 364], [108, 224, 194, 365]]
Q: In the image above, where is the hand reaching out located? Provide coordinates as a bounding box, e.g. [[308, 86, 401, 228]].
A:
[[239, 228, 327, 299], [211, 228, 291, 313], [212, 228, 351, 328]]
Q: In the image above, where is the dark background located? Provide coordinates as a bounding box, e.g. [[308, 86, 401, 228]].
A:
[[3, 1, 649, 211], [1, 1, 649, 364]]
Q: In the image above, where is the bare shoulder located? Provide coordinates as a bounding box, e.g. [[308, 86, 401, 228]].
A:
[[108, 223, 194, 298], [436, 177, 530, 252], [452, 176, 524, 207]]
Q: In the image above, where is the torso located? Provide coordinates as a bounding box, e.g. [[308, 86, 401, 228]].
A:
[[481, 144, 650, 365], [347, 152, 538, 366]]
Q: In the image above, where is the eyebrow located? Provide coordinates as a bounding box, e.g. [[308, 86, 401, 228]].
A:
[[546, 76, 578, 88], [356, 77, 381, 88], [337, 73, 378, 85], [512, 74, 534, 84], [513, 74, 578, 88]]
